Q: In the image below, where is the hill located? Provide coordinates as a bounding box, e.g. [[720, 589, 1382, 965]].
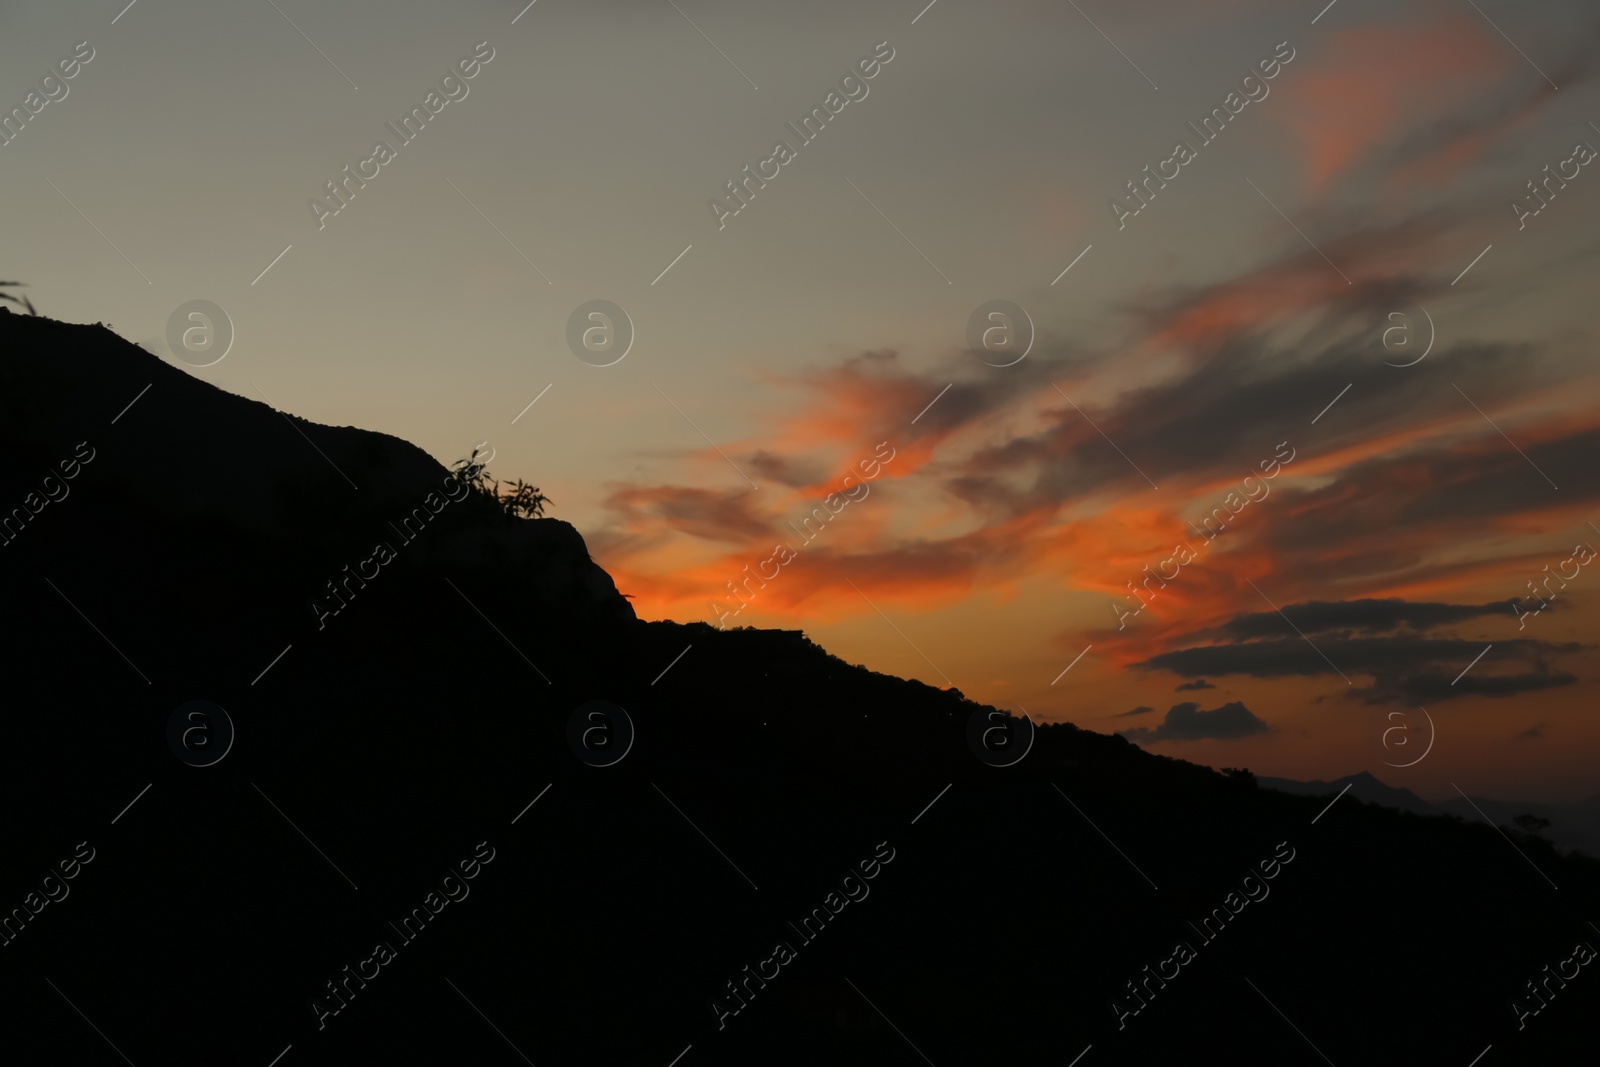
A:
[[1261, 771, 1600, 858], [2, 308, 1597, 1066]]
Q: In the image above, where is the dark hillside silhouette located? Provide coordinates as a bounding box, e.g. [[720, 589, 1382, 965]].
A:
[[2, 309, 1597, 1065]]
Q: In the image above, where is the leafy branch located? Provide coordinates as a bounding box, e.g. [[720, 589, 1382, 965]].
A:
[[449, 448, 551, 519], [0, 281, 36, 315]]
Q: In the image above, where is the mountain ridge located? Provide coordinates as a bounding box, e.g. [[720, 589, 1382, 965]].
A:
[[4, 307, 1599, 1065], [1259, 770, 1600, 856]]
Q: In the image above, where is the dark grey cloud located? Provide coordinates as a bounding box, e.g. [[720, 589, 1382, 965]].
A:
[[1175, 678, 1216, 691], [1208, 598, 1512, 640], [1115, 705, 1155, 718], [746, 450, 824, 489], [1135, 632, 1583, 704], [1118, 701, 1269, 744], [936, 248, 1587, 523], [1398, 667, 1577, 703], [1517, 722, 1546, 741], [1376, 40, 1597, 184], [1256, 425, 1600, 569], [731, 206, 1593, 547], [599, 484, 771, 544]]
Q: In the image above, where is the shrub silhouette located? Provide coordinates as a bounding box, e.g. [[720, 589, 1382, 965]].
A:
[[497, 477, 550, 518], [449, 447, 494, 497], [449, 447, 550, 519]]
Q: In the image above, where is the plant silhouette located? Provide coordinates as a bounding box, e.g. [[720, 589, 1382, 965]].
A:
[[497, 477, 551, 518], [0, 281, 35, 315], [449, 447, 550, 518]]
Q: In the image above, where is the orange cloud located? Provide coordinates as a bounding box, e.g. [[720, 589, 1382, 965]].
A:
[[1143, 255, 1355, 354], [1277, 12, 1510, 194]]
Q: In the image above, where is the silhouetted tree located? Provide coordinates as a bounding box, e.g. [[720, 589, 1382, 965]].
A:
[[1513, 813, 1552, 838], [448, 449, 550, 519], [497, 478, 550, 519], [450, 447, 494, 496]]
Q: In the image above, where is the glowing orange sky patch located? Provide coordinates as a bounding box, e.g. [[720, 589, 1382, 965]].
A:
[[1277, 12, 1509, 194]]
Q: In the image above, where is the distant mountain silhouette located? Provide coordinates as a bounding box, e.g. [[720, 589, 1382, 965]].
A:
[[3, 308, 1598, 1065], [1257, 771, 1438, 817], [1260, 771, 1600, 858], [1436, 791, 1600, 860]]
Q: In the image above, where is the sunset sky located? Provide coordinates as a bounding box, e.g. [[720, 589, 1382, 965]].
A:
[[5, 0, 1598, 800]]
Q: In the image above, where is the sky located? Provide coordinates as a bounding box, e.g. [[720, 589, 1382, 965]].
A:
[[4, 0, 1599, 801]]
